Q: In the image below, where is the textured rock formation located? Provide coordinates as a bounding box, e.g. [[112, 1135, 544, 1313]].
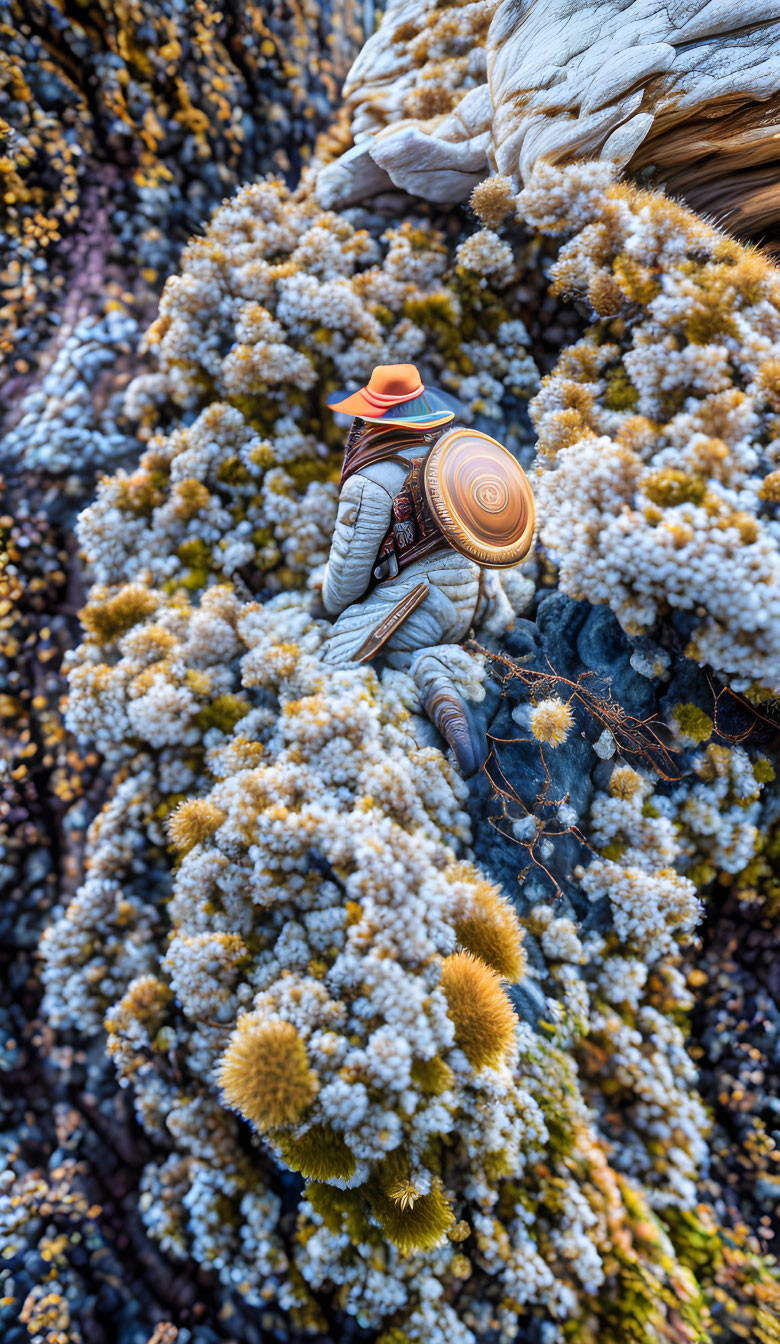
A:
[[1, 0, 364, 461], [317, 0, 780, 239]]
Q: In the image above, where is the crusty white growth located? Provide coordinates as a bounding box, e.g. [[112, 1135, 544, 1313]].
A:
[[658, 744, 764, 876], [523, 161, 780, 692], [43, 167, 778, 1338], [565, 765, 710, 1205], [59, 586, 627, 1332], [41, 763, 162, 1030], [585, 776, 701, 963]]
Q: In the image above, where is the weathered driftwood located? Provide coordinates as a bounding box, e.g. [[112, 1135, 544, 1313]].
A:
[[316, 0, 780, 236], [316, 0, 499, 206]]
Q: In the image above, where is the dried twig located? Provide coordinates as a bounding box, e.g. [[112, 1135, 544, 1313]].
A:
[[147, 1325, 178, 1344], [471, 642, 685, 780], [470, 642, 689, 898]]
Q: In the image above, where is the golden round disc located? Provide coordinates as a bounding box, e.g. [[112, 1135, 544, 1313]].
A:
[[424, 428, 535, 567]]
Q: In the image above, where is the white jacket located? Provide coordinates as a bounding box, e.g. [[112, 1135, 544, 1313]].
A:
[[322, 443, 482, 665]]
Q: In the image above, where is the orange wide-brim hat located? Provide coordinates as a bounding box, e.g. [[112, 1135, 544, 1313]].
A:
[[328, 363, 462, 428]]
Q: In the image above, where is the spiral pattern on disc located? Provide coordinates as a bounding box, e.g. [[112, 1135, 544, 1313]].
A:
[[424, 429, 535, 567]]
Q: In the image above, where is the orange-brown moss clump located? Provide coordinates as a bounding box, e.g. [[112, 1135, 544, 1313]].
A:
[[530, 697, 574, 747], [440, 952, 517, 1069], [219, 1016, 319, 1130], [470, 175, 517, 229], [79, 585, 159, 643], [167, 799, 227, 854], [449, 863, 525, 981]]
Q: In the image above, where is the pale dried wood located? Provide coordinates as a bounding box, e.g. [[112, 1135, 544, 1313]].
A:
[[317, 0, 780, 236]]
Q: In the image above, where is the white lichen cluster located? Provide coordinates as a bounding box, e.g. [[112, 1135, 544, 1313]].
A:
[[50, 567, 648, 1337], [661, 742, 767, 879], [127, 176, 538, 440], [585, 767, 701, 962], [77, 400, 338, 593], [42, 166, 780, 1339], [65, 582, 248, 760], [3, 310, 140, 473], [71, 177, 540, 604], [530, 759, 711, 1210], [41, 761, 163, 1031], [515, 160, 780, 692], [170, 598, 566, 1330]]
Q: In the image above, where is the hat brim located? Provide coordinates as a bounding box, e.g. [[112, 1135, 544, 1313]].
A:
[[328, 384, 463, 427], [359, 411, 455, 428]]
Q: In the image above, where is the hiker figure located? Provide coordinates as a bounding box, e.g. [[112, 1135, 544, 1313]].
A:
[[321, 363, 534, 776]]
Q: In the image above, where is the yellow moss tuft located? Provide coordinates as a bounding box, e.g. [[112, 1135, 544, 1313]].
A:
[[305, 1182, 373, 1240], [219, 1017, 318, 1131], [469, 175, 516, 229], [603, 364, 639, 411], [759, 469, 780, 502], [279, 1122, 356, 1181], [196, 694, 251, 734], [557, 378, 596, 418], [248, 441, 275, 469], [673, 703, 714, 745], [177, 536, 212, 570], [535, 407, 591, 459], [410, 1054, 454, 1095], [450, 867, 525, 982], [172, 478, 211, 518], [555, 340, 608, 384], [612, 253, 661, 305], [80, 585, 159, 642], [216, 455, 252, 486], [757, 359, 780, 412], [116, 473, 166, 517], [167, 798, 227, 853], [369, 1164, 454, 1255], [530, 697, 574, 747], [642, 469, 706, 508], [684, 305, 738, 346], [608, 766, 644, 801], [439, 951, 517, 1070]]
